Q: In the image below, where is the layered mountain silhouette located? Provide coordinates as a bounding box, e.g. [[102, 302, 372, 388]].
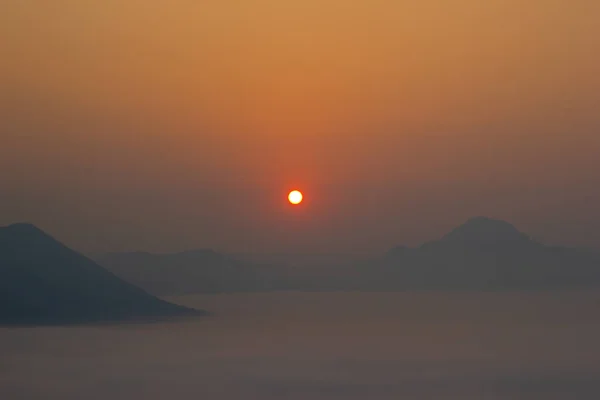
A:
[[0, 223, 203, 325], [93, 217, 600, 294], [371, 217, 600, 290], [95, 250, 277, 295], [95, 250, 367, 295]]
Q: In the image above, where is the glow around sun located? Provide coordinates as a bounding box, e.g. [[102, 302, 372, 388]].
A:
[[288, 190, 303, 205]]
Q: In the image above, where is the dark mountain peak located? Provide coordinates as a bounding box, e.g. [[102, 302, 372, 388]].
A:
[[0, 223, 203, 324], [1, 223, 46, 236], [439, 217, 531, 245], [0, 223, 60, 250]]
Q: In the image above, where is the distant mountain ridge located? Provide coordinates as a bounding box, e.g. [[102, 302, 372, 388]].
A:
[[372, 217, 600, 290], [438, 216, 532, 245], [0, 223, 204, 325], [95, 249, 277, 295], [94, 217, 600, 294]]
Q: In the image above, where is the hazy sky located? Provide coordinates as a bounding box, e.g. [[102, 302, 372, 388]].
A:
[[1, 1, 599, 254]]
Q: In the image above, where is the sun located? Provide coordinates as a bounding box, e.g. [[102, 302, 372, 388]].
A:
[[288, 190, 303, 205]]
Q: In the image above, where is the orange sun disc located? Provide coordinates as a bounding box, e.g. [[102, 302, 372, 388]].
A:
[[288, 190, 303, 205]]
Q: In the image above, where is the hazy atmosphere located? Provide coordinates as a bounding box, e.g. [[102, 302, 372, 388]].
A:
[[2, 2, 600, 399], [4, 293, 600, 399], [2, 1, 600, 254]]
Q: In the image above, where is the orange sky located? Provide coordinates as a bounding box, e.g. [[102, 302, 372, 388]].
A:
[[1, 1, 600, 253]]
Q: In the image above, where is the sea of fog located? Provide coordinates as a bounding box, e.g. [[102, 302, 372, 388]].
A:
[[2, 291, 600, 399]]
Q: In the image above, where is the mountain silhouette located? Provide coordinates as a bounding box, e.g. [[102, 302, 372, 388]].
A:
[[95, 249, 277, 295], [0, 223, 204, 325], [372, 217, 600, 289], [94, 217, 600, 294], [96, 251, 371, 295], [438, 216, 532, 246]]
